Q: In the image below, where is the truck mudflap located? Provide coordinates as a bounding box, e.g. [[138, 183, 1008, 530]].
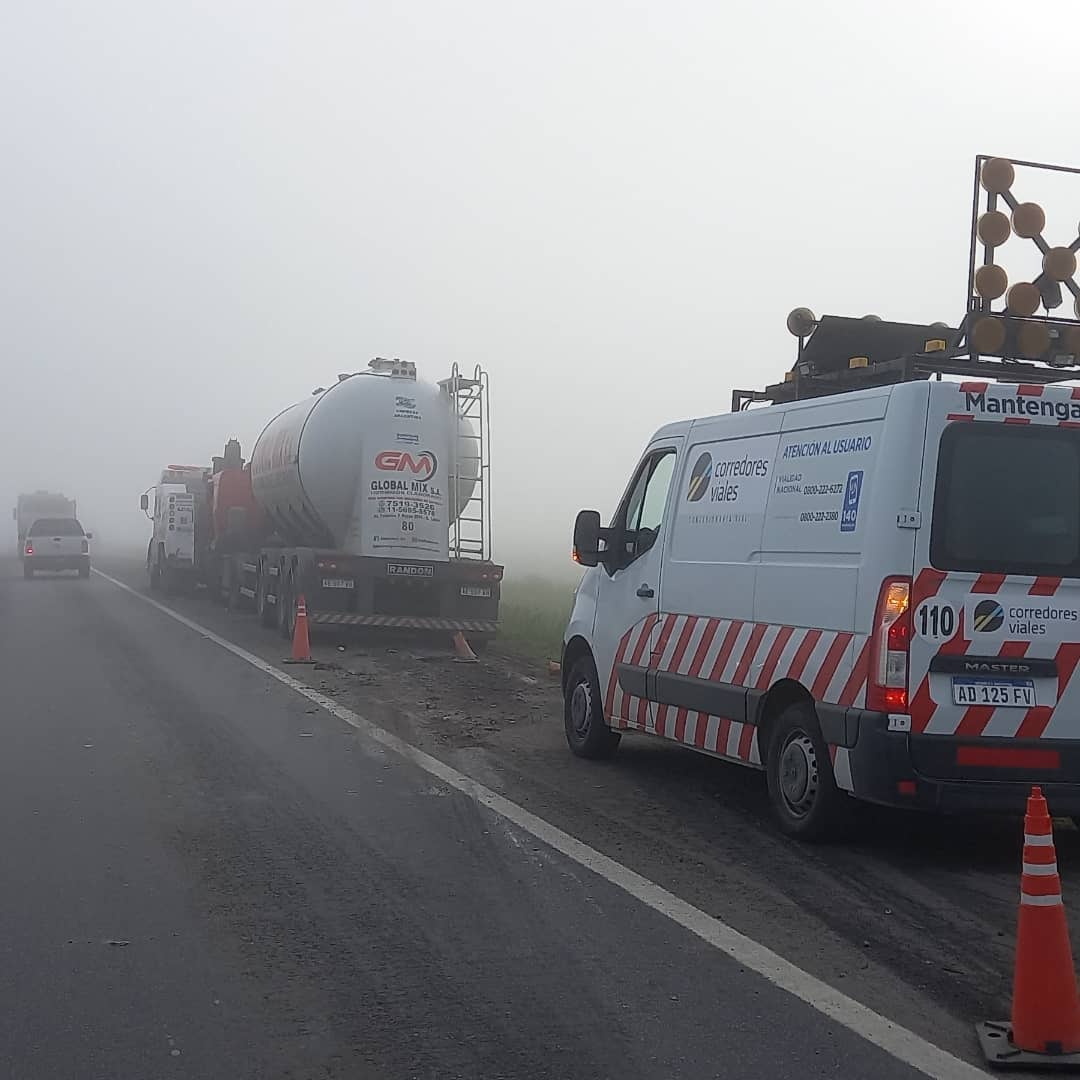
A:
[[843, 711, 1080, 814], [308, 612, 497, 632]]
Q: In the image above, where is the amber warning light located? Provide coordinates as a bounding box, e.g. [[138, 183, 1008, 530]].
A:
[[968, 155, 1080, 366]]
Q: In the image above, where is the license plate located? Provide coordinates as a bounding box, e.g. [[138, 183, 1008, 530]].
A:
[[952, 677, 1036, 708], [460, 585, 491, 598], [321, 577, 354, 589]]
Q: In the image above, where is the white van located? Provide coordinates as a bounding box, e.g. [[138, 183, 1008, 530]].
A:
[[562, 376, 1080, 837]]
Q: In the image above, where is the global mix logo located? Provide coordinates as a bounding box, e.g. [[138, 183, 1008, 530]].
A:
[[972, 599, 1005, 633], [687, 452, 712, 502], [375, 449, 438, 482]]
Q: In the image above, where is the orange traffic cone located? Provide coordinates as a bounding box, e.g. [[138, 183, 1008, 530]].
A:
[[978, 786, 1080, 1067], [451, 630, 477, 663], [284, 594, 315, 664]]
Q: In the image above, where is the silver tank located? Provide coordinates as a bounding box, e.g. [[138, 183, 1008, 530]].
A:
[[250, 367, 477, 559]]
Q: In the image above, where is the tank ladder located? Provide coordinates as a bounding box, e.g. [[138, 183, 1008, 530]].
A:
[[440, 364, 491, 562]]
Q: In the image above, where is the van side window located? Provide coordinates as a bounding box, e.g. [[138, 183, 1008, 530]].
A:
[[611, 450, 676, 570]]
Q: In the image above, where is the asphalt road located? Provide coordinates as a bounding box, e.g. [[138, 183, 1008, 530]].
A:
[[0, 556, 950, 1080], [81, 554, 1070, 1071]]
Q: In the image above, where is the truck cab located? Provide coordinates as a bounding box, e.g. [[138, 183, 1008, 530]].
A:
[[142, 470, 203, 593]]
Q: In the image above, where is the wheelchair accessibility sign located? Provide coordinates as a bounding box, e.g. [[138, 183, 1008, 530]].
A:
[[840, 470, 864, 533]]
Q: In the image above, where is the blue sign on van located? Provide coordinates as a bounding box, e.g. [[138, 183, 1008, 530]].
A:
[[840, 470, 863, 533]]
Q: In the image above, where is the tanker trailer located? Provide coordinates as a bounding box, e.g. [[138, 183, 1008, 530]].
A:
[[232, 358, 501, 643]]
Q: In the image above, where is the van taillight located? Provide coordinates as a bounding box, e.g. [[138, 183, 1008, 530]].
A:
[[24, 543, 33, 555], [866, 576, 912, 713], [81, 540, 89, 554]]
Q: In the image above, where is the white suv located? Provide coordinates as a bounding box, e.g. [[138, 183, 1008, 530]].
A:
[[23, 518, 91, 579]]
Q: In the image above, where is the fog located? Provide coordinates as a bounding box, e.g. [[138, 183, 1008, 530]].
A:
[[3, 0, 1078, 580]]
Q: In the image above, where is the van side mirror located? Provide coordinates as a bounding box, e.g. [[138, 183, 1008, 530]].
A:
[[140, 493, 149, 512], [85, 532, 93, 540], [573, 510, 604, 567]]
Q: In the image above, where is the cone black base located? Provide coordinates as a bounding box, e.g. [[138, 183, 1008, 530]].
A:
[[978, 1021, 1080, 1070]]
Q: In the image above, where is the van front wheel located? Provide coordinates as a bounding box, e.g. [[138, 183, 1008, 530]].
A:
[[765, 703, 847, 841], [564, 655, 620, 760]]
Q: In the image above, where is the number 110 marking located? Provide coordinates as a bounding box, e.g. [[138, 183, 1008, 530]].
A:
[[918, 602, 955, 639]]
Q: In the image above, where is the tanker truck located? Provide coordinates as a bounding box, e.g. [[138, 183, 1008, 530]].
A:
[[141, 359, 502, 643]]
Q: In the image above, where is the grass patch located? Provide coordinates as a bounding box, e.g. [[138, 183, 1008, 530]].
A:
[[497, 575, 577, 661]]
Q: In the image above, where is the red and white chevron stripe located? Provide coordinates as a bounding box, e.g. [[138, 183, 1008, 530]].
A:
[[611, 705, 765, 766], [604, 613, 869, 772], [909, 570, 1080, 739], [605, 568, 1079, 783]]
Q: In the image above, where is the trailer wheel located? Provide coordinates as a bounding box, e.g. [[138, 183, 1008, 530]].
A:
[[278, 570, 295, 640], [209, 567, 225, 605], [256, 567, 276, 627], [223, 562, 243, 612], [564, 654, 620, 759], [764, 703, 848, 841]]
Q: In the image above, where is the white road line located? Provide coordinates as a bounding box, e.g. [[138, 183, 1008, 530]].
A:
[[93, 568, 988, 1080]]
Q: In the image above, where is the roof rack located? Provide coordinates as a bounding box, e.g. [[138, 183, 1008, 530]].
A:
[[733, 155, 1080, 412], [730, 313, 1079, 411]]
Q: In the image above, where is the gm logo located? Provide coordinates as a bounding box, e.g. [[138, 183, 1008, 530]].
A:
[[687, 452, 712, 502], [375, 449, 438, 480], [973, 599, 1005, 633]]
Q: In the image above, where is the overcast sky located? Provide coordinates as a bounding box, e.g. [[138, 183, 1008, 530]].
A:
[[3, 0, 1078, 572]]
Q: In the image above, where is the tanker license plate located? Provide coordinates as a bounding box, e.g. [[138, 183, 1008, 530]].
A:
[[321, 578, 354, 590], [460, 585, 491, 598]]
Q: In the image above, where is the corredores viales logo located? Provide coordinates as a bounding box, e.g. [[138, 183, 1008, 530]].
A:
[[964, 389, 1080, 421], [374, 449, 438, 481], [685, 450, 769, 504]]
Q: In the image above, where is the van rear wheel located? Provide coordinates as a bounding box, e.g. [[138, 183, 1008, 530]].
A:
[[765, 703, 847, 841], [564, 654, 620, 759]]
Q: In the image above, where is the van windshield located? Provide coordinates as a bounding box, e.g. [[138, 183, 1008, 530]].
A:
[[931, 423, 1080, 577]]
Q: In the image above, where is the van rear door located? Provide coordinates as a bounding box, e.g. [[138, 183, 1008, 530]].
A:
[[909, 382, 1080, 757]]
